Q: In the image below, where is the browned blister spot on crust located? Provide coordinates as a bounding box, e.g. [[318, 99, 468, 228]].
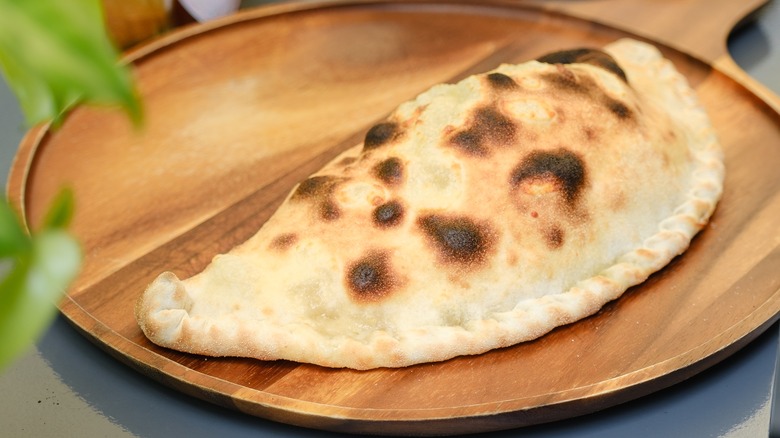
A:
[[579, 51, 628, 83], [291, 175, 343, 221], [511, 149, 587, 204], [476, 107, 516, 145], [363, 122, 402, 151], [269, 233, 298, 251], [583, 126, 600, 142], [537, 48, 628, 83], [373, 157, 404, 185], [448, 106, 517, 157], [373, 200, 404, 228], [541, 64, 634, 122], [320, 199, 341, 221], [292, 175, 336, 200], [450, 130, 487, 156], [485, 72, 518, 90], [346, 251, 396, 302], [542, 66, 583, 93], [337, 156, 357, 167], [545, 226, 565, 249], [605, 98, 633, 120], [418, 214, 497, 266]]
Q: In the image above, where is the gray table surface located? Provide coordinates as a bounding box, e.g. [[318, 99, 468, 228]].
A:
[[2, 2, 780, 437]]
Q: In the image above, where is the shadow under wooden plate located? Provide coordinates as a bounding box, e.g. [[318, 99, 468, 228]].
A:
[[7, 0, 780, 435]]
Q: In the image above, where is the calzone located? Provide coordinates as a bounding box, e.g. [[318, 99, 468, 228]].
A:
[[136, 39, 724, 369]]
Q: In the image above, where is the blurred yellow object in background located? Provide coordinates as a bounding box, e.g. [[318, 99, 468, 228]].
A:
[[102, 0, 170, 49]]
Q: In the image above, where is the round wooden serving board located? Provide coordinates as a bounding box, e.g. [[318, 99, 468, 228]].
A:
[[7, 0, 780, 435]]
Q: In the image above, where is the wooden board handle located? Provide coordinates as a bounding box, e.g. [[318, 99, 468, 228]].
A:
[[534, 0, 780, 112], [533, 0, 768, 63]]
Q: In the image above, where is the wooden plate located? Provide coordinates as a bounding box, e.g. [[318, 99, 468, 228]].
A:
[[8, 1, 780, 435]]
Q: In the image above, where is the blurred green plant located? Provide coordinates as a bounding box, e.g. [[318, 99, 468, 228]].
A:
[[0, 0, 141, 370], [0, 189, 81, 368], [0, 0, 141, 125]]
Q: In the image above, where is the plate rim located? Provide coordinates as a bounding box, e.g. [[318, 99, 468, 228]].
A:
[[8, 0, 780, 434]]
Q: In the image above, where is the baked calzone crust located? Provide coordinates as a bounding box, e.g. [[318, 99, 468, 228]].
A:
[[136, 39, 724, 369]]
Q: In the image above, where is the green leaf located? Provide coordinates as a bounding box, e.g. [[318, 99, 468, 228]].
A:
[[0, 229, 81, 370], [0, 0, 145, 371], [39, 187, 75, 230], [0, 0, 142, 126], [0, 199, 30, 258]]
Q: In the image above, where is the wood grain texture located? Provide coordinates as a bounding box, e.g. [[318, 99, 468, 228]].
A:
[[537, 0, 780, 114], [531, 0, 768, 63], [7, 0, 780, 435]]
